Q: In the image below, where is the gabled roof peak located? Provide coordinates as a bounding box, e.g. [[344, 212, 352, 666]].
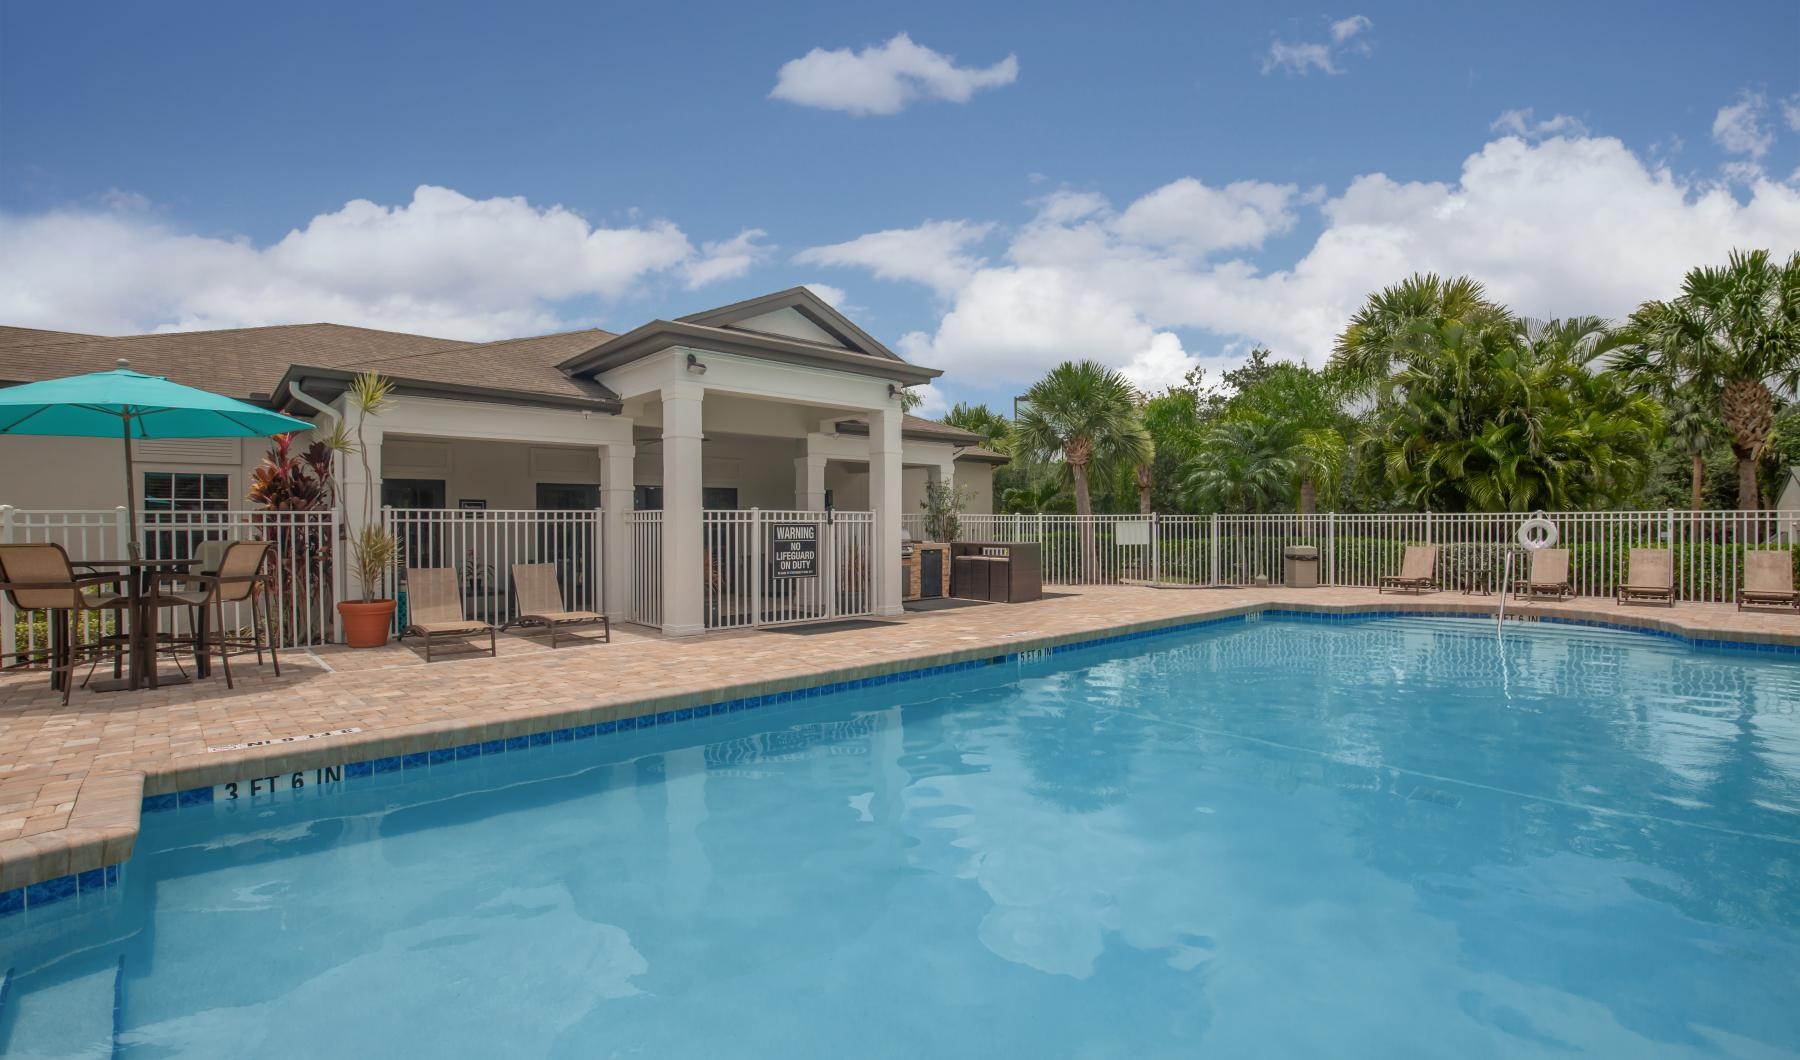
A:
[[676, 286, 900, 362]]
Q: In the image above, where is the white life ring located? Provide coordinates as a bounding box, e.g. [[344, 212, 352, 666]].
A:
[[1516, 513, 1558, 550]]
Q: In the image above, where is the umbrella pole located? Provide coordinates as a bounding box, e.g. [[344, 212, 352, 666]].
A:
[[122, 412, 140, 559]]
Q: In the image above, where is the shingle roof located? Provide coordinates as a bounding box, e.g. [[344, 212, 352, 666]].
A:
[[0, 326, 102, 347], [0, 323, 617, 406], [319, 328, 618, 404], [832, 414, 1010, 462], [956, 445, 1010, 464]]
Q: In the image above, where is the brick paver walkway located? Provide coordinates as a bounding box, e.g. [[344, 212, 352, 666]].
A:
[[2, 586, 1795, 892]]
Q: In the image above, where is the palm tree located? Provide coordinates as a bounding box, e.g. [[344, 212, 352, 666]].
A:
[[1615, 249, 1800, 510], [1179, 418, 1296, 512], [1355, 317, 1658, 511], [1332, 273, 1506, 393], [1014, 361, 1153, 566], [1001, 476, 1070, 514], [1663, 388, 1721, 511], [940, 402, 1012, 452], [1138, 391, 1204, 514]]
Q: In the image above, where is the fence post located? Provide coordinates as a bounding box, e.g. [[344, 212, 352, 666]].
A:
[[1209, 512, 1220, 586], [1326, 511, 1336, 587], [592, 507, 605, 614], [750, 509, 763, 628], [1150, 512, 1161, 585], [0, 505, 12, 655], [113, 506, 131, 560]]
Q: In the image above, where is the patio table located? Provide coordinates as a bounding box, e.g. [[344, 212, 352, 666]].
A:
[[74, 557, 200, 692]]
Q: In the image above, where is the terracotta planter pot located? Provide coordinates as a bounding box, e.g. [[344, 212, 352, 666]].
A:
[[338, 599, 397, 648]]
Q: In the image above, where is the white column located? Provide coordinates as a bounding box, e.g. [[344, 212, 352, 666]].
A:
[[661, 383, 706, 636], [868, 404, 904, 616], [601, 441, 635, 620], [795, 433, 828, 511]]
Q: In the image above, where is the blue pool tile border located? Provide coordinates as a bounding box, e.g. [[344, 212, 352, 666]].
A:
[[1, 860, 123, 919], [128, 604, 1799, 828]]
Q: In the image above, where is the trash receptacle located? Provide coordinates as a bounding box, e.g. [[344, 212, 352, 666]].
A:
[[1283, 545, 1320, 588]]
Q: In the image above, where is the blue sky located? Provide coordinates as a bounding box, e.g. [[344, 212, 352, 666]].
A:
[[3, 0, 1798, 412]]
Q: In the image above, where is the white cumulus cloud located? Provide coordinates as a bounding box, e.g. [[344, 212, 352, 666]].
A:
[[806, 133, 1800, 394], [1262, 15, 1373, 75], [802, 282, 848, 308], [1713, 91, 1774, 158], [794, 219, 994, 295], [770, 33, 1018, 116], [683, 228, 771, 289], [0, 185, 755, 338], [1490, 108, 1589, 140]]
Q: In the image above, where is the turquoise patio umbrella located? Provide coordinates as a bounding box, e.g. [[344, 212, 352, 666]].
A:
[[0, 358, 312, 557]]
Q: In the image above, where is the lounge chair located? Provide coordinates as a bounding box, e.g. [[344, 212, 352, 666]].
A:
[[1737, 550, 1799, 612], [1515, 548, 1572, 601], [401, 567, 497, 661], [509, 563, 609, 648], [1616, 548, 1674, 607], [1378, 545, 1438, 594]]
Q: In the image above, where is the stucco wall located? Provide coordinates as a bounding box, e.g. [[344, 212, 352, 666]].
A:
[[381, 436, 602, 509], [957, 461, 996, 515], [632, 433, 804, 509], [0, 433, 299, 511]]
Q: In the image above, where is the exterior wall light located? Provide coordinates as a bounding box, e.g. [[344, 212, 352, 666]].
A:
[[686, 353, 707, 375]]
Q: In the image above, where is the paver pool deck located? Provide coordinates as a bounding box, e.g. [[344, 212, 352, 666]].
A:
[[2, 585, 1797, 895]]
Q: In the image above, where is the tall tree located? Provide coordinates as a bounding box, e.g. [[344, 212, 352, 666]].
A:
[[1138, 390, 1206, 511], [1615, 249, 1800, 509], [1014, 361, 1153, 561], [1215, 362, 1349, 514], [1333, 273, 1506, 393], [939, 401, 1011, 451], [1353, 316, 1658, 511], [1179, 417, 1298, 513], [1662, 387, 1722, 511]]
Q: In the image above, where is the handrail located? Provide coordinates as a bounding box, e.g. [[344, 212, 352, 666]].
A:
[[1497, 551, 1513, 630]]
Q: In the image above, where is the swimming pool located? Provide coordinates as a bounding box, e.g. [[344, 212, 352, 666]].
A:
[[3, 614, 1797, 1057]]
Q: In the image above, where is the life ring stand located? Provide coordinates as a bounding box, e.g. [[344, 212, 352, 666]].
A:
[[1516, 513, 1558, 551]]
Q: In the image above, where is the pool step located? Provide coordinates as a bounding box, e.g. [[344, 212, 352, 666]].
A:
[[0, 954, 119, 1059]]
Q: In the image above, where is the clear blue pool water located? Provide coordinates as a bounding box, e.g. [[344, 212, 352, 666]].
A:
[[3, 614, 1798, 1058]]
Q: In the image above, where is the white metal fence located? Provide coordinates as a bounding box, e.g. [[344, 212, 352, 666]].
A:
[[382, 507, 603, 629], [905, 509, 1800, 604], [701, 509, 875, 630], [2, 506, 339, 657], [627, 510, 663, 629]]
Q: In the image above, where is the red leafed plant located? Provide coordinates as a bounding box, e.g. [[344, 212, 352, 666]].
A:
[[249, 432, 339, 643]]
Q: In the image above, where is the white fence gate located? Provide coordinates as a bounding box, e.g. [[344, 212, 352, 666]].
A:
[[627, 510, 663, 628], [1, 506, 339, 655], [699, 509, 875, 630], [382, 507, 603, 629]]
